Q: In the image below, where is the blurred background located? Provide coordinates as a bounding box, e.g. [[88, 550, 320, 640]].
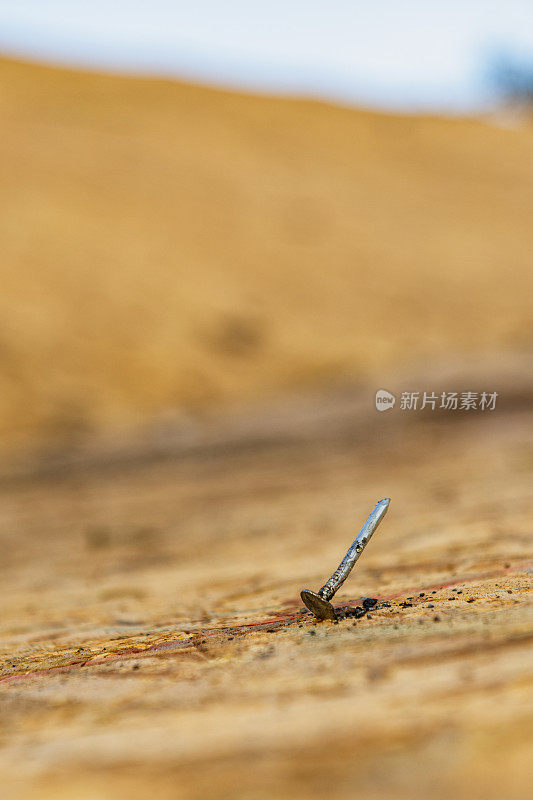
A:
[[0, 0, 532, 467], [1, 4, 532, 800]]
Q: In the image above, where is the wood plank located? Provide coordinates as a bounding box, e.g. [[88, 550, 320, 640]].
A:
[[1, 397, 531, 800]]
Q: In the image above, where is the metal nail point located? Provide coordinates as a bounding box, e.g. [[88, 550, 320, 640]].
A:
[[300, 498, 390, 621]]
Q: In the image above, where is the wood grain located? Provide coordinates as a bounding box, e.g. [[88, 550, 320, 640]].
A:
[[1, 393, 531, 800]]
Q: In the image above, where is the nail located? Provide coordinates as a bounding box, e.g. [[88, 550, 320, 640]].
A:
[[300, 498, 390, 620]]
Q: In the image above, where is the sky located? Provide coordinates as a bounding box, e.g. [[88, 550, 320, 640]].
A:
[[0, 0, 533, 111]]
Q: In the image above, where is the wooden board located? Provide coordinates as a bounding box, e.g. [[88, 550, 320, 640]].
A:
[[1, 57, 533, 455], [1, 395, 531, 800]]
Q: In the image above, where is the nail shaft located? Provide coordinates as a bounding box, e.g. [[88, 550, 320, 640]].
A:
[[318, 498, 390, 601]]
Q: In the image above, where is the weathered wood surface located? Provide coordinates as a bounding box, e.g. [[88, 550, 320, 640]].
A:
[[1, 396, 531, 800], [2, 57, 533, 457]]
